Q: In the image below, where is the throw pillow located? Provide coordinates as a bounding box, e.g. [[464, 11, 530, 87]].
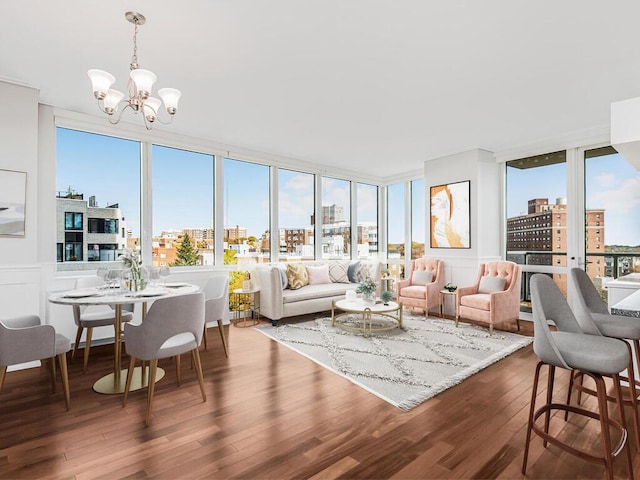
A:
[[328, 261, 350, 283], [307, 264, 332, 285], [347, 261, 361, 283], [478, 276, 507, 294], [353, 262, 372, 283], [277, 266, 288, 289], [286, 263, 309, 290], [411, 270, 433, 286]]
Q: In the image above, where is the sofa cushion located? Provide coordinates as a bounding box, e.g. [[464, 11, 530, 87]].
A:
[[478, 276, 507, 294], [277, 265, 288, 289], [460, 293, 491, 310], [352, 262, 373, 283], [282, 283, 356, 303], [328, 261, 350, 283], [411, 270, 433, 286], [287, 263, 309, 290], [307, 264, 332, 285]]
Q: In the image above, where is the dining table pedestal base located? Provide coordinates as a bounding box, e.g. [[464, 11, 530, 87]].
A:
[[93, 366, 165, 395]]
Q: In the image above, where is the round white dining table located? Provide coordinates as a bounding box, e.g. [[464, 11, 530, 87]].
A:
[[48, 283, 200, 394]]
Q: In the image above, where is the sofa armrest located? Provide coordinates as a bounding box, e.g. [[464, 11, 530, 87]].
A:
[[254, 267, 285, 320]]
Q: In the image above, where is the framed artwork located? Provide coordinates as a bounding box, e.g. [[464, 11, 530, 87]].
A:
[[0, 169, 27, 237], [430, 180, 470, 248]]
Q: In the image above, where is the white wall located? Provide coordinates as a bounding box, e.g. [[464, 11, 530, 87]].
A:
[[423, 148, 502, 313], [0, 81, 41, 318]]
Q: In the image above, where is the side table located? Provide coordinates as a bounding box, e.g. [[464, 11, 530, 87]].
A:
[[232, 288, 260, 327], [440, 289, 457, 318]]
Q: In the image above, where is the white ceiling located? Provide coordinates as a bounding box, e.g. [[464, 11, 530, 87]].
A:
[[2, 1, 640, 179]]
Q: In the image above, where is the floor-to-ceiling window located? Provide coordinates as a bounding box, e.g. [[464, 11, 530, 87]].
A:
[[357, 182, 378, 259], [506, 150, 567, 309], [152, 145, 214, 267], [321, 176, 351, 259], [584, 146, 640, 304], [278, 168, 315, 261], [387, 183, 405, 259], [56, 128, 141, 270], [223, 158, 270, 266]]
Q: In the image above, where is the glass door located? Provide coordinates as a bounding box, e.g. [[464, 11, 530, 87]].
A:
[[583, 146, 640, 307], [506, 150, 569, 314]]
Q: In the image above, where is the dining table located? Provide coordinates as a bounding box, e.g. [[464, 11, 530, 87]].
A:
[[48, 282, 200, 394]]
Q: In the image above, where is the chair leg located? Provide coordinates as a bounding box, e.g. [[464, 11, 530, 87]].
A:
[[122, 356, 137, 407], [543, 364, 555, 448], [50, 356, 57, 393], [489, 323, 494, 336], [0, 365, 7, 394], [624, 341, 640, 451], [217, 320, 229, 358], [191, 348, 206, 402], [564, 369, 575, 421], [145, 359, 158, 427], [57, 353, 71, 411], [72, 326, 83, 362], [203, 324, 208, 350], [516, 318, 521, 331], [83, 327, 93, 373], [522, 361, 543, 475], [612, 373, 635, 480], [595, 374, 615, 480], [175, 354, 182, 387]]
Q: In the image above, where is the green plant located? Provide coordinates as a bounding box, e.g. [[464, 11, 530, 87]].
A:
[[444, 282, 457, 292], [380, 290, 393, 305], [356, 276, 377, 295]]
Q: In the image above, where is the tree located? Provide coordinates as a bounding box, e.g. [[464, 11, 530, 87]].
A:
[[171, 233, 200, 266], [224, 249, 238, 265]]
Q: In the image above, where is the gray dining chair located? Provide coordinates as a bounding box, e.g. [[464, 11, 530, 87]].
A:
[[202, 274, 230, 356], [522, 274, 633, 480], [72, 276, 134, 372], [0, 315, 72, 410], [569, 267, 640, 449], [122, 292, 206, 427]]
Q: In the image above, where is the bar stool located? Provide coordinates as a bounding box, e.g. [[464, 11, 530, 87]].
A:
[[523, 274, 634, 480], [569, 267, 640, 449]]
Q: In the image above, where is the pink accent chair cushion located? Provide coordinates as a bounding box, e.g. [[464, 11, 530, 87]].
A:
[[456, 261, 521, 335], [396, 258, 445, 316]]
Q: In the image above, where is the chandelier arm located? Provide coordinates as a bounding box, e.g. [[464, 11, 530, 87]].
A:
[[106, 102, 135, 125]]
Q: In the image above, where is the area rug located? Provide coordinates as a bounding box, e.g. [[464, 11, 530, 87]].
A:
[[254, 313, 532, 411]]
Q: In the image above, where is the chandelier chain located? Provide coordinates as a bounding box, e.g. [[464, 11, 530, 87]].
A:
[[130, 22, 139, 70]]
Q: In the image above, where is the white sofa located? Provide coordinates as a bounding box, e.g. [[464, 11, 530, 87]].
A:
[[254, 260, 382, 325]]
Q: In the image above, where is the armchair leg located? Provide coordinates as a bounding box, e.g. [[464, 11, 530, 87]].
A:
[[0, 365, 6, 393], [203, 324, 208, 350], [72, 326, 83, 362], [57, 353, 71, 411], [145, 359, 158, 427], [489, 324, 494, 336], [123, 356, 136, 407], [83, 327, 93, 373], [50, 356, 57, 393], [175, 354, 182, 387], [217, 319, 229, 357], [191, 348, 206, 402]]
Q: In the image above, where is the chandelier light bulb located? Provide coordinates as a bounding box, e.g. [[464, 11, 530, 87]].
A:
[[87, 12, 181, 130], [158, 88, 182, 115], [87, 69, 115, 100]]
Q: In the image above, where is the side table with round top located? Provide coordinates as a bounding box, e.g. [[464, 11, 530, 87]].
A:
[[232, 288, 260, 327], [440, 289, 457, 318]]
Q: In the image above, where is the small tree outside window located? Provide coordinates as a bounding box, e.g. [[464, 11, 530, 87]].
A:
[[171, 233, 200, 266]]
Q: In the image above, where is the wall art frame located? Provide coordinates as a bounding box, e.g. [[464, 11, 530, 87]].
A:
[[0, 169, 27, 237], [430, 179, 470, 249]]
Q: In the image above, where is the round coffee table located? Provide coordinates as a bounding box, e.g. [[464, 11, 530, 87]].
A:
[[331, 299, 402, 336]]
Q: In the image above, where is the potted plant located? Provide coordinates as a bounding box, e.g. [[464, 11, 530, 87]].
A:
[[444, 282, 457, 293], [380, 290, 393, 305], [356, 276, 377, 304]]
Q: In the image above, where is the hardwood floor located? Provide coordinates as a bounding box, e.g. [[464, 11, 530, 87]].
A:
[[0, 316, 638, 479]]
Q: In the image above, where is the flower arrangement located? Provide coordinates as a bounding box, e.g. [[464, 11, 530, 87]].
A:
[[356, 276, 377, 296], [118, 248, 144, 290], [444, 282, 457, 292]]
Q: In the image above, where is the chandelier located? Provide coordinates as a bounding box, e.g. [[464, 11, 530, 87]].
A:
[[87, 12, 181, 130]]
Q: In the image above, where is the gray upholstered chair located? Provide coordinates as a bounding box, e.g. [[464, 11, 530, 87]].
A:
[[569, 267, 640, 449], [72, 276, 134, 372], [0, 315, 72, 410], [522, 274, 633, 479], [122, 292, 206, 426], [202, 274, 230, 356]]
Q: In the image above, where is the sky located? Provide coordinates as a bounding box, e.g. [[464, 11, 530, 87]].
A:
[[57, 128, 640, 247]]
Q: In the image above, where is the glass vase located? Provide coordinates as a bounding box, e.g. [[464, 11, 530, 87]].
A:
[[362, 290, 376, 305]]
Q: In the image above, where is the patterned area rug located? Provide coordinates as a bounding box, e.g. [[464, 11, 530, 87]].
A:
[[255, 313, 532, 411]]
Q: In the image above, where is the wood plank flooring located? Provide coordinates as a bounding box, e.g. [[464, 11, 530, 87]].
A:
[[0, 315, 638, 479]]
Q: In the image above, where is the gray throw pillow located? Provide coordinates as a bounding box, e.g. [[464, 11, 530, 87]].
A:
[[478, 276, 507, 294], [347, 261, 361, 283], [411, 270, 433, 286]]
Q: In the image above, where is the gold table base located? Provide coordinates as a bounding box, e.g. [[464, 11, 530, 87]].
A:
[[93, 366, 165, 395]]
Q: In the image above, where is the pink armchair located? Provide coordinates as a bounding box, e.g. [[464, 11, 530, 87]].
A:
[[396, 258, 445, 316], [455, 261, 521, 335]]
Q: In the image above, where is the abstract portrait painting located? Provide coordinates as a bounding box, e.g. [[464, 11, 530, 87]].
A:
[[430, 180, 470, 248]]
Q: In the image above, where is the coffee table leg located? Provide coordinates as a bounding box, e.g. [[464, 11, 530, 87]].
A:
[[331, 300, 336, 327]]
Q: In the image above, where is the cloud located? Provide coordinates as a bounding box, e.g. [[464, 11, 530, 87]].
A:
[[594, 172, 617, 188], [590, 175, 640, 212]]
